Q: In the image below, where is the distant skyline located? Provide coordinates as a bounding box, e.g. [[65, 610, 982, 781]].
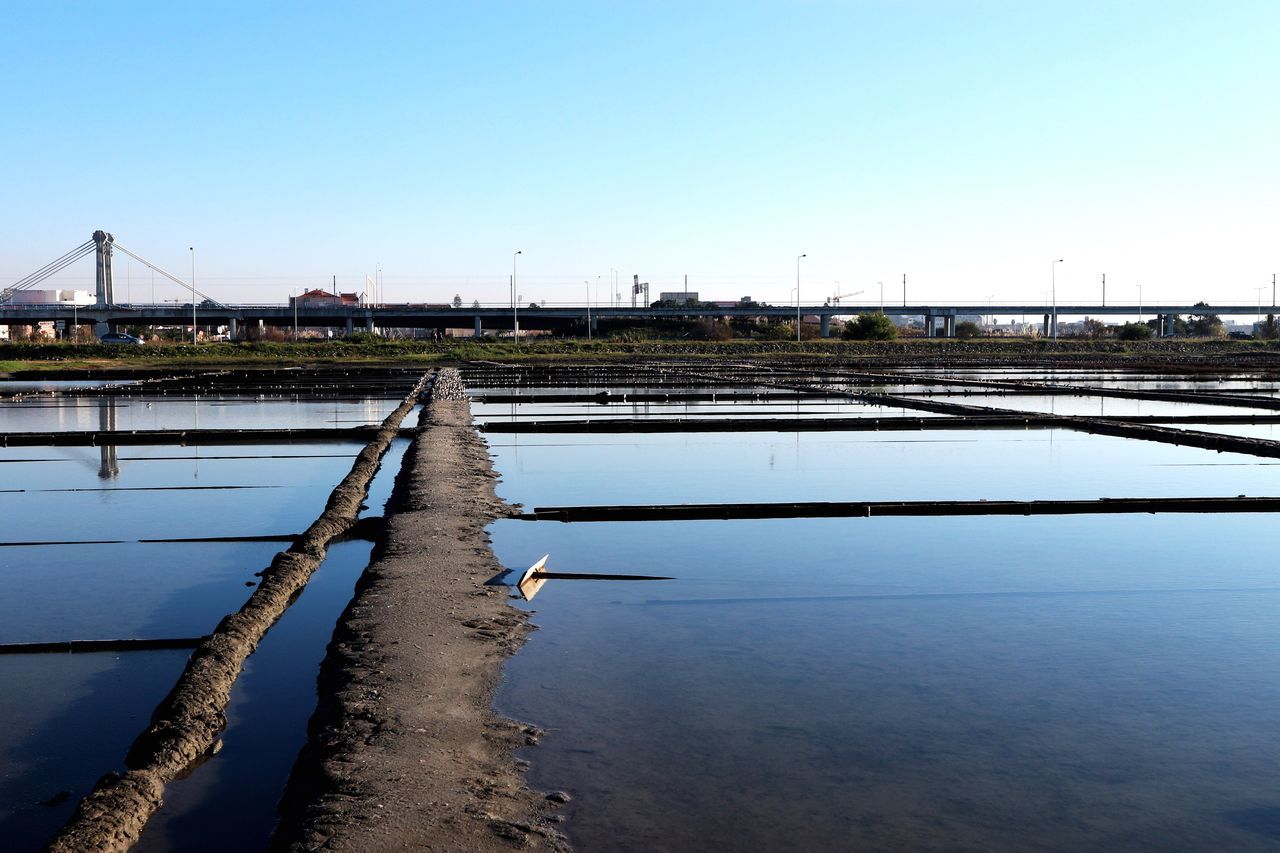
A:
[[2, 1, 1276, 309]]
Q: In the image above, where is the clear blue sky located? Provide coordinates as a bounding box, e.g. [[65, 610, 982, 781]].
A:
[[2, 1, 1276, 309]]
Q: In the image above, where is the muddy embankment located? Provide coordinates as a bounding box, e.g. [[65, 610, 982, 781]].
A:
[[272, 367, 568, 850], [48, 373, 431, 852]]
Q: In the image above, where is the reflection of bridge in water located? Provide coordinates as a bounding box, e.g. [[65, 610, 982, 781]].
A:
[[3, 231, 1275, 338], [97, 398, 119, 480]]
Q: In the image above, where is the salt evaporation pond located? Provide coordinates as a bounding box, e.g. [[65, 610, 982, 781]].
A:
[[478, 368, 1280, 851]]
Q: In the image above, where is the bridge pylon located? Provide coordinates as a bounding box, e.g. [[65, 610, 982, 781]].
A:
[[93, 230, 114, 306]]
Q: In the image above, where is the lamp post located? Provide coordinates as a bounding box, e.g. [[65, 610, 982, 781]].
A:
[[795, 254, 807, 342], [585, 280, 592, 340], [1136, 283, 1143, 323], [1101, 272, 1106, 307], [189, 247, 197, 345], [1051, 258, 1063, 340], [293, 288, 299, 342], [1254, 286, 1266, 321], [512, 250, 522, 344], [878, 281, 884, 313]]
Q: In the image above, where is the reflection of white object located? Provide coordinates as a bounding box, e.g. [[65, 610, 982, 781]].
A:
[[517, 554, 550, 601]]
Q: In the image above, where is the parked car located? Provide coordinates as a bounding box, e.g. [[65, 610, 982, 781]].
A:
[[100, 332, 144, 345]]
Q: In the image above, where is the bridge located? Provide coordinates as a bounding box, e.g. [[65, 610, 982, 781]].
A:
[[2, 232, 1273, 338]]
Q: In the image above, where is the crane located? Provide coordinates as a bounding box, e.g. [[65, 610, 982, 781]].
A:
[[828, 289, 864, 306]]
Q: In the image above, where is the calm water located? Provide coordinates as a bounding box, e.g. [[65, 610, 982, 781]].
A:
[[481, 373, 1280, 851], [487, 429, 1280, 505], [0, 381, 409, 850]]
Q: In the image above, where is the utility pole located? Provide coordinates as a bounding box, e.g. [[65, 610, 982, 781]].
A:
[[189, 247, 197, 345], [1102, 273, 1106, 307], [512, 250, 522, 345], [795, 254, 807, 343], [585, 280, 592, 340], [903, 273, 907, 308]]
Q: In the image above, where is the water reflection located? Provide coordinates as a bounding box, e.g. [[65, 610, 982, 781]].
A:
[[98, 398, 119, 480]]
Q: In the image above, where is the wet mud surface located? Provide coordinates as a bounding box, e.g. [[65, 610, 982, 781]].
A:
[[273, 369, 567, 850]]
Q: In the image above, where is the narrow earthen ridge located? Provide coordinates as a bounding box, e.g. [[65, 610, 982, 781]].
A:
[[47, 371, 432, 853], [272, 367, 569, 851]]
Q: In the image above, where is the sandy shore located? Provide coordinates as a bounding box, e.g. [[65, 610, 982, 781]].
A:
[[273, 370, 569, 850]]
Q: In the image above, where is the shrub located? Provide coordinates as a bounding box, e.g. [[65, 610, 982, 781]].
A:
[[843, 313, 898, 341], [955, 321, 981, 339], [1117, 322, 1153, 341]]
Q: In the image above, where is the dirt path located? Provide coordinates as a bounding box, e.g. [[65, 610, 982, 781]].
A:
[[48, 373, 430, 852], [273, 369, 568, 850]]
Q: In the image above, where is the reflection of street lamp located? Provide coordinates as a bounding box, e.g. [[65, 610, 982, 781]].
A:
[[1051, 258, 1063, 340], [795, 254, 807, 342], [189, 247, 197, 344]]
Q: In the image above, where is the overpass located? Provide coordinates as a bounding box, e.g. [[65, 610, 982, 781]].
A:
[[1, 231, 1272, 338], [2, 301, 1271, 339]]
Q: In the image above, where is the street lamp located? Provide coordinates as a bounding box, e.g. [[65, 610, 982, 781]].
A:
[[585, 280, 592, 340], [1051, 259, 1063, 340], [1254, 286, 1266, 321], [878, 281, 884, 313], [795, 254, 807, 342], [1136, 283, 1143, 323], [512, 250, 522, 344], [189, 247, 197, 345]]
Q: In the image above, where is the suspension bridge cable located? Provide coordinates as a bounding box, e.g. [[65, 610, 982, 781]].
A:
[[5, 241, 94, 292], [110, 243, 227, 308], [1, 242, 96, 302]]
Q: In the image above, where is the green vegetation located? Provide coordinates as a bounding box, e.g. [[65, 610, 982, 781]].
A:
[[1117, 322, 1154, 340], [842, 313, 898, 341], [954, 321, 981, 339], [5, 333, 1280, 376], [1185, 302, 1226, 338]]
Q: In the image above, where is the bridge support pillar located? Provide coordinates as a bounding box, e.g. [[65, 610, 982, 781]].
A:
[[474, 316, 482, 337], [345, 317, 354, 336], [92, 230, 114, 306], [924, 314, 934, 337], [820, 315, 831, 337], [1043, 313, 1050, 336], [94, 320, 111, 337], [942, 315, 955, 337], [229, 318, 239, 341], [1164, 313, 1176, 337], [365, 316, 375, 334]]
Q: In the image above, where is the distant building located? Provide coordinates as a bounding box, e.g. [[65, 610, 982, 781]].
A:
[[1, 289, 94, 340], [6, 289, 94, 305], [289, 289, 361, 308], [659, 291, 699, 305]]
